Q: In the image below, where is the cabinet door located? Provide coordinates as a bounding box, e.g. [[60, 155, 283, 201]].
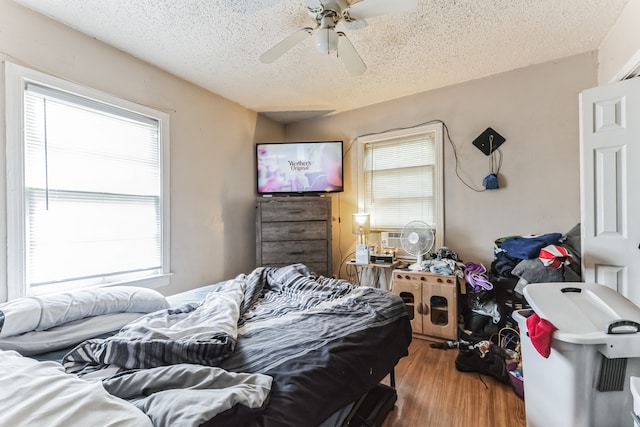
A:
[[421, 281, 457, 340], [392, 279, 423, 335]]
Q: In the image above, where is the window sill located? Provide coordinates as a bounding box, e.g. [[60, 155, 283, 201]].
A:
[[108, 273, 173, 290]]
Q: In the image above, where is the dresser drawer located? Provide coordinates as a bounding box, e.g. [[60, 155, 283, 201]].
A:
[[261, 241, 328, 264], [261, 221, 327, 242], [264, 262, 329, 277], [260, 200, 329, 222]]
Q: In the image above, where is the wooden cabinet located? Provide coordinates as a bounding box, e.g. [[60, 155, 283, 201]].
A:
[[391, 270, 458, 340], [256, 196, 332, 277]]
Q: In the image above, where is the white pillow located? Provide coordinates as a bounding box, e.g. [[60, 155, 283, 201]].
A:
[[0, 350, 153, 427], [0, 287, 169, 338]]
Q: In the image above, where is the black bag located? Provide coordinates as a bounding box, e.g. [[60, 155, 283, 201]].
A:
[[454, 340, 509, 384]]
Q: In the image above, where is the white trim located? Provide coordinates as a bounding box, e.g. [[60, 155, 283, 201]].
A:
[[160, 111, 171, 278], [4, 62, 171, 299], [434, 123, 444, 249], [5, 63, 27, 300], [28, 273, 173, 296], [356, 122, 445, 248], [611, 49, 640, 82]]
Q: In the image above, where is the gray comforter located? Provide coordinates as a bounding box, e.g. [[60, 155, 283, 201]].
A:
[[63, 277, 273, 426], [102, 364, 272, 427], [63, 278, 246, 374], [62, 263, 410, 427]]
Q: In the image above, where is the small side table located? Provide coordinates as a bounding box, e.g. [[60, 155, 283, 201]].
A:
[[347, 260, 401, 291]]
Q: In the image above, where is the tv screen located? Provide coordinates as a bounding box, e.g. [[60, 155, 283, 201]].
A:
[[257, 141, 344, 195]]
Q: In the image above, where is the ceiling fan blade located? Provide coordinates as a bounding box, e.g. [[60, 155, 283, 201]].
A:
[[344, 0, 417, 21], [260, 28, 314, 64], [337, 32, 366, 76]]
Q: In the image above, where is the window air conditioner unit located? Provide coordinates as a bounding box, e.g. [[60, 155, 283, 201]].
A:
[[381, 230, 437, 261], [380, 231, 411, 261]]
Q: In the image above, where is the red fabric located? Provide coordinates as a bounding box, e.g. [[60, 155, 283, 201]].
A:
[[539, 244, 572, 269], [526, 312, 557, 358]]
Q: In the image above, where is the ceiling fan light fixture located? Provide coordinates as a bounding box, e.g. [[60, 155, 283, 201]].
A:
[[262, 0, 416, 71], [315, 27, 339, 54]]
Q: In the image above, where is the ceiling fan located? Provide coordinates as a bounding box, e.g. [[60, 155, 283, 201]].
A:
[[260, 0, 418, 76]]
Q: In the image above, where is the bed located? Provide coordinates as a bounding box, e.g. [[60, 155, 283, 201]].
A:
[[0, 263, 411, 427]]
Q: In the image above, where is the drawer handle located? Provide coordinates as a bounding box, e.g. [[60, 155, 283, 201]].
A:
[[288, 229, 303, 234], [288, 250, 305, 255], [287, 209, 304, 214]]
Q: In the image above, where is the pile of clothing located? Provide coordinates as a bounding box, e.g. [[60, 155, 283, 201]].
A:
[[425, 248, 506, 338], [422, 246, 465, 276], [491, 223, 582, 297], [463, 261, 504, 338]]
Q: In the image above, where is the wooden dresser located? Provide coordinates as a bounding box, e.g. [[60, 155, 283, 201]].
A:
[[255, 196, 332, 277]]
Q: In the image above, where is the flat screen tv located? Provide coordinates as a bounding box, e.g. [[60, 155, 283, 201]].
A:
[[256, 141, 344, 195]]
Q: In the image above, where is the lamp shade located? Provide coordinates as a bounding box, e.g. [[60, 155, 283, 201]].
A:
[[315, 27, 339, 54], [352, 213, 370, 235]]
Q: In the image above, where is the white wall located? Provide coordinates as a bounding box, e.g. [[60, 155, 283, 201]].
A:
[[1, 0, 618, 295], [599, 0, 640, 83], [0, 0, 284, 301], [287, 53, 598, 272]]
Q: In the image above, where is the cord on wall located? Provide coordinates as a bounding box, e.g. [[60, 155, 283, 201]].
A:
[[355, 119, 502, 193]]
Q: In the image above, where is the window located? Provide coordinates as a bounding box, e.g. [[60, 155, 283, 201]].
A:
[[5, 63, 170, 299], [357, 123, 444, 246]]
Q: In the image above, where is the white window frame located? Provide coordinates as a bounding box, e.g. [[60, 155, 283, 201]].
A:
[[4, 62, 171, 299], [356, 122, 444, 248]]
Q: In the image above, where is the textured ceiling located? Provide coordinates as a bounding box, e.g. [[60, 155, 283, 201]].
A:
[[15, 0, 630, 123]]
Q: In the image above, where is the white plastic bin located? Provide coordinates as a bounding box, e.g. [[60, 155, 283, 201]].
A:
[[632, 377, 640, 427], [514, 282, 640, 427]]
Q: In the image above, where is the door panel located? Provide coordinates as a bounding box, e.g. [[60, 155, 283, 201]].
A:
[[594, 146, 625, 236], [595, 265, 627, 294]]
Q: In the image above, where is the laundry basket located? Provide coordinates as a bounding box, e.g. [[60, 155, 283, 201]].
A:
[[514, 282, 640, 427], [632, 377, 640, 427]]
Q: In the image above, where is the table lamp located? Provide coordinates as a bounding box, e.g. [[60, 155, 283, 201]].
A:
[[352, 213, 370, 264]]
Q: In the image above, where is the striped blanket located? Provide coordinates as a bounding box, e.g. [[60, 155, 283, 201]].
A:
[[222, 264, 408, 374], [61, 263, 410, 426], [63, 277, 245, 375], [219, 264, 411, 427], [65, 263, 402, 373]]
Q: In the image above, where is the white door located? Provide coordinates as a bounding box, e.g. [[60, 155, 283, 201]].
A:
[[580, 77, 640, 305]]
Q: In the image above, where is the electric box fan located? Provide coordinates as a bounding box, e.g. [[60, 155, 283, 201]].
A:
[[400, 220, 435, 271]]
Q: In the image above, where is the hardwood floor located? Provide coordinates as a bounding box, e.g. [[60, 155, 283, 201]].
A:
[[381, 338, 526, 427]]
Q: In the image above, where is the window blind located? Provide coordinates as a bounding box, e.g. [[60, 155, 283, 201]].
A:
[[363, 132, 436, 229], [24, 83, 162, 288]]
